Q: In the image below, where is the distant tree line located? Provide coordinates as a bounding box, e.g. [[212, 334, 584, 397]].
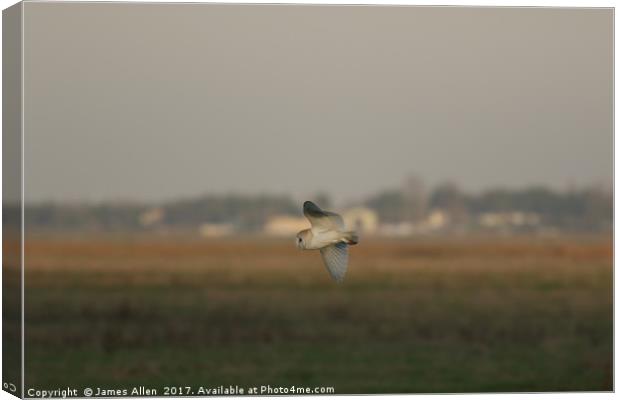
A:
[[365, 182, 612, 231], [16, 183, 612, 233], [20, 194, 299, 233], [20, 203, 146, 232], [162, 194, 297, 231]]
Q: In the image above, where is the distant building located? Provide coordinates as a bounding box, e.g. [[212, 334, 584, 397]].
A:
[[478, 212, 540, 229], [379, 222, 414, 237], [264, 216, 308, 236], [139, 207, 164, 227], [199, 223, 235, 237], [343, 207, 379, 234], [378, 209, 448, 236], [423, 209, 449, 230]]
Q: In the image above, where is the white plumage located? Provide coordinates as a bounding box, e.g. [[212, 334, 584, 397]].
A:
[[296, 201, 359, 283]]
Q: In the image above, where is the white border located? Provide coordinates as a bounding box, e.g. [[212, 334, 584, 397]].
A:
[[20, 2, 24, 399], [11, 0, 619, 6], [0, 2, 616, 400]]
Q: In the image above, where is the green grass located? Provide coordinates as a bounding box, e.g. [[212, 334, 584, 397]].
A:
[[22, 236, 612, 393]]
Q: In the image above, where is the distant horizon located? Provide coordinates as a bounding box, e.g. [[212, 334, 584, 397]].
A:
[[22, 176, 612, 207]]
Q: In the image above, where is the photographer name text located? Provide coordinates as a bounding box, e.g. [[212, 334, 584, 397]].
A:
[[26, 385, 335, 397]]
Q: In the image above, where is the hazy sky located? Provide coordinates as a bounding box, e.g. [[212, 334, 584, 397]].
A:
[[23, 4, 612, 204]]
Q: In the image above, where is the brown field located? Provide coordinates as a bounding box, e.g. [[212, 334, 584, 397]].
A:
[[21, 234, 613, 393]]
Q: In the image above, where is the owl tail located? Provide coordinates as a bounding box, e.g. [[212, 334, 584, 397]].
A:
[[342, 231, 359, 245]]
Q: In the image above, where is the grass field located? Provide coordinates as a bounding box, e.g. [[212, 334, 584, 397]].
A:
[[22, 234, 612, 394]]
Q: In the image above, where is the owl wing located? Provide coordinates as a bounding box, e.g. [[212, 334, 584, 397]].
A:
[[319, 242, 349, 283], [303, 201, 345, 232]]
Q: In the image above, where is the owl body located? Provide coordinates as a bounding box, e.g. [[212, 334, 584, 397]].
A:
[[297, 228, 351, 250], [295, 201, 359, 283]]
